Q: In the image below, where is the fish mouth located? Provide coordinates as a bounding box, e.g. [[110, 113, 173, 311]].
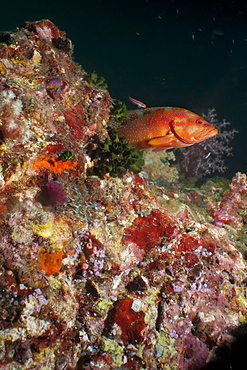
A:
[[206, 127, 218, 138], [194, 127, 218, 140]]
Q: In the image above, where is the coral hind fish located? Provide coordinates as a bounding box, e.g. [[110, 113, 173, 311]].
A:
[[117, 106, 218, 152]]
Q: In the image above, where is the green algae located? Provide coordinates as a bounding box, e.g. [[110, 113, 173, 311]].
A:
[[88, 127, 144, 177], [110, 99, 127, 122], [85, 72, 108, 89]]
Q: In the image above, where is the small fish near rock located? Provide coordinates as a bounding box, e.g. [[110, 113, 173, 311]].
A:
[[117, 106, 218, 151]]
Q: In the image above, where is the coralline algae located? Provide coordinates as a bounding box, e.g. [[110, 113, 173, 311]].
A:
[[0, 20, 247, 370]]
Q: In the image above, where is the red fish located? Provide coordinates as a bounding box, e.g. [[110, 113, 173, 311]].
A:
[[117, 107, 218, 151], [129, 96, 146, 108]]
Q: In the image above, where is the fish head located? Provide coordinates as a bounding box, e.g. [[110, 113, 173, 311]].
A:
[[172, 111, 218, 146]]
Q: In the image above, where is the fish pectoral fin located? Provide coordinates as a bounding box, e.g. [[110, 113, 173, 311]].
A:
[[148, 134, 173, 147]]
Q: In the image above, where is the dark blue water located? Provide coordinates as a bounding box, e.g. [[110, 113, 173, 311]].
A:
[[1, 0, 247, 177]]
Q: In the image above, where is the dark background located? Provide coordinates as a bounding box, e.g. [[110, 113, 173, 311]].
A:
[[1, 0, 247, 178]]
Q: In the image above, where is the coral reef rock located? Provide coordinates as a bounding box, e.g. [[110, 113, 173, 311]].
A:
[[0, 20, 247, 370]]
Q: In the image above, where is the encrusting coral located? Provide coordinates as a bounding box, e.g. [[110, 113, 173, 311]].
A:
[[142, 150, 179, 183], [0, 20, 247, 370], [207, 172, 247, 227]]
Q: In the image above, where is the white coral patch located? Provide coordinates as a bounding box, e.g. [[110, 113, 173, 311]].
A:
[[11, 98, 23, 116], [6, 119, 18, 131], [0, 90, 16, 102], [131, 298, 143, 312]]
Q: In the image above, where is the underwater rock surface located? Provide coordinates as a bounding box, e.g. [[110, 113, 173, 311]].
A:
[[0, 20, 247, 370]]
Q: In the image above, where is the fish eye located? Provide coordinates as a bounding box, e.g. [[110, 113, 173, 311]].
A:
[[197, 119, 203, 124]]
